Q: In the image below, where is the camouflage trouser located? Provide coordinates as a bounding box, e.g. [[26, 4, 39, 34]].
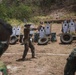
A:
[[22, 39, 35, 59]]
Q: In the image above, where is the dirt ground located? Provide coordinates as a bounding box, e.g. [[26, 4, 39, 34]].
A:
[[0, 23, 76, 75]]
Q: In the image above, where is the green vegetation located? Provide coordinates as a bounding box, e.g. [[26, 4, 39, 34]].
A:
[[0, 0, 76, 25], [0, 1, 32, 21]]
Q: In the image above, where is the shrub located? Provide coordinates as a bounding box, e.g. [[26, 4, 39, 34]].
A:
[[0, 1, 32, 21]]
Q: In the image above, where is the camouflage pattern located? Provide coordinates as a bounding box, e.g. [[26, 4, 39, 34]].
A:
[[64, 48, 76, 75], [0, 61, 8, 75], [0, 19, 12, 57], [22, 24, 35, 59]]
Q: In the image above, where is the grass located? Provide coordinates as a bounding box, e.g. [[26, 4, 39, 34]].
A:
[[61, 12, 76, 19], [7, 19, 24, 26], [7, 12, 76, 27], [30, 16, 53, 25]]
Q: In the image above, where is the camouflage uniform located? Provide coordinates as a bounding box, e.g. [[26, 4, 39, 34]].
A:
[[64, 48, 76, 75], [22, 24, 35, 60], [0, 19, 12, 57]]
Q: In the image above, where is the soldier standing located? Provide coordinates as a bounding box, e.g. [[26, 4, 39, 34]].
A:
[[22, 24, 35, 61]]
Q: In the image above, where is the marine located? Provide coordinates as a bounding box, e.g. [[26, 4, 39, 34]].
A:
[[64, 48, 76, 75], [21, 24, 35, 61], [0, 19, 12, 57]]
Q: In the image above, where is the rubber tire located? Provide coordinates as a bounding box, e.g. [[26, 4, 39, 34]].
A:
[[9, 36, 18, 45], [60, 33, 73, 44], [38, 37, 49, 45]]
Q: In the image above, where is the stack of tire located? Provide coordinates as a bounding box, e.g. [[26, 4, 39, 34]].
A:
[[60, 33, 73, 44]]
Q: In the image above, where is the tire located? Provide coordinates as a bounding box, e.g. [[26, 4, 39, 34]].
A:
[[60, 33, 73, 44], [9, 36, 18, 45], [38, 37, 49, 45]]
